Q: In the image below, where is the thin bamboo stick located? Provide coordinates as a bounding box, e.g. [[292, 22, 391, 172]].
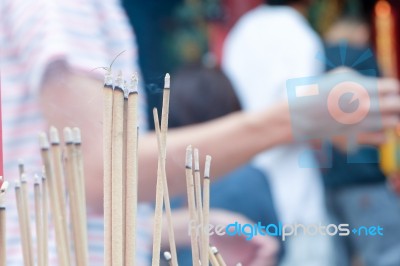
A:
[[193, 148, 203, 257], [64, 127, 86, 266], [39, 133, 69, 266], [212, 246, 226, 266], [15, 181, 30, 266], [125, 74, 139, 266], [151, 108, 165, 266], [202, 156, 212, 266], [103, 69, 114, 266], [0, 181, 9, 266], [20, 174, 34, 266], [34, 175, 43, 266], [49, 127, 71, 264], [72, 127, 89, 265], [41, 171, 48, 266], [209, 247, 220, 266], [111, 71, 125, 266], [185, 145, 200, 266]]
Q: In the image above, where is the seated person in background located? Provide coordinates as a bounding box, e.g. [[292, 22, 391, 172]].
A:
[[168, 65, 281, 265]]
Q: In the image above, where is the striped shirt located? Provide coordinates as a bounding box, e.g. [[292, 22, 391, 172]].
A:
[[0, 0, 151, 264]]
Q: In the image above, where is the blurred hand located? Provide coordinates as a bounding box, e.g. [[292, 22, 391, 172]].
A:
[[288, 68, 400, 141], [209, 210, 279, 266]]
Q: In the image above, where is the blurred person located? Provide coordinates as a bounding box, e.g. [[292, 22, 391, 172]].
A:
[[2, 0, 400, 265], [168, 65, 282, 264], [322, 17, 400, 266]]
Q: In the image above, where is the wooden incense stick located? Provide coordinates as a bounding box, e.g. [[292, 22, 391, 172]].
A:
[[41, 172, 49, 266], [34, 175, 44, 266], [39, 133, 69, 266], [64, 127, 87, 266], [185, 145, 200, 266], [212, 246, 227, 266], [72, 127, 89, 265], [163, 251, 172, 266], [193, 148, 203, 256], [157, 74, 178, 266], [111, 71, 125, 265], [20, 173, 34, 266], [153, 108, 178, 266], [151, 108, 165, 266], [125, 73, 139, 266], [0, 181, 9, 266], [202, 155, 212, 266], [209, 247, 220, 266], [15, 181, 30, 266], [103, 69, 114, 266], [49, 127, 71, 264]]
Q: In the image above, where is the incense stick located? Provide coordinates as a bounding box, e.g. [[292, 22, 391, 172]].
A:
[[209, 247, 220, 266], [193, 148, 203, 256], [202, 155, 212, 266], [41, 172, 49, 266], [103, 69, 114, 266], [18, 159, 24, 177], [153, 108, 178, 266], [72, 127, 89, 265], [125, 74, 139, 266], [151, 108, 165, 266], [185, 145, 200, 266], [212, 246, 226, 266], [20, 174, 34, 266], [49, 127, 71, 265], [15, 181, 30, 266], [64, 127, 87, 266], [163, 251, 172, 266], [111, 71, 125, 265], [157, 74, 178, 266], [34, 175, 44, 266], [0, 181, 8, 266], [39, 133, 69, 266]]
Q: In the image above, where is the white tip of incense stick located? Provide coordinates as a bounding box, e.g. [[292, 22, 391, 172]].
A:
[[129, 72, 139, 93], [211, 246, 218, 254], [163, 251, 172, 262], [20, 173, 27, 183], [14, 180, 21, 188], [18, 159, 24, 167], [0, 181, 9, 193], [49, 126, 60, 144], [123, 80, 130, 98], [194, 149, 200, 171], [115, 70, 123, 89], [185, 145, 193, 169], [34, 174, 41, 185], [63, 127, 73, 144], [204, 155, 212, 178], [164, 73, 170, 89], [236, 263, 243, 266], [72, 127, 82, 144], [38, 132, 50, 149], [104, 69, 113, 86]]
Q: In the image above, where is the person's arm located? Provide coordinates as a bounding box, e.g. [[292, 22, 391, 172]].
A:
[[39, 69, 291, 208]]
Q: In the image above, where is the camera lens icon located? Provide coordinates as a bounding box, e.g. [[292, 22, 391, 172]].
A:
[[327, 81, 370, 125]]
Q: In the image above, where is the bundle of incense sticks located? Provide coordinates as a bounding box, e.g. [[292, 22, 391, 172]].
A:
[[8, 126, 89, 266], [103, 70, 140, 266]]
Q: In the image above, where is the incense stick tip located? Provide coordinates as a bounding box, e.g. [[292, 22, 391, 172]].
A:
[[20, 173, 27, 183], [115, 70, 124, 90], [163, 251, 172, 262], [14, 180, 21, 188], [49, 126, 60, 144], [34, 174, 41, 184], [129, 72, 139, 93], [211, 246, 219, 254], [164, 73, 170, 89], [185, 145, 193, 169], [63, 127, 73, 144], [104, 69, 113, 86], [38, 132, 50, 149], [194, 148, 200, 171], [204, 155, 212, 178], [72, 127, 82, 144]]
